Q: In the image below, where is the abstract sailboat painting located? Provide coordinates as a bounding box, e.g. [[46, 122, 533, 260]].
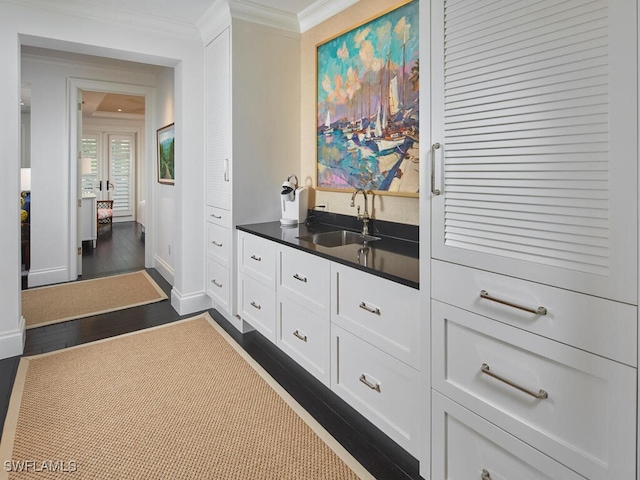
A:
[[316, 0, 419, 195]]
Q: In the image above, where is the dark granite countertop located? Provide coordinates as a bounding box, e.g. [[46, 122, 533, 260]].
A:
[[236, 212, 419, 289]]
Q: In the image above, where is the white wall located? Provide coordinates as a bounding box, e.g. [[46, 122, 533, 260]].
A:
[[155, 67, 176, 284], [0, 1, 207, 359]]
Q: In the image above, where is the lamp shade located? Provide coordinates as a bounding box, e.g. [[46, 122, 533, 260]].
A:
[[20, 168, 31, 191], [81, 157, 93, 175]]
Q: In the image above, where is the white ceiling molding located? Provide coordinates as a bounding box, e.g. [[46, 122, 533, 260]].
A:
[[229, 0, 300, 32], [197, 0, 232, 44], [298, 0, 360, 33], [4, 0, 201, 39]]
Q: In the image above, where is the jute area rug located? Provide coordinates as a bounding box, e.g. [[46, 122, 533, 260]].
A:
[[0, 313, 372, 480], [21, 271, 168, 329]]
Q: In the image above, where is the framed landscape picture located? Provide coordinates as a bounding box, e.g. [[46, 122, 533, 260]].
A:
[[157, 123, 175, 185], [316, 0, 419, 196]]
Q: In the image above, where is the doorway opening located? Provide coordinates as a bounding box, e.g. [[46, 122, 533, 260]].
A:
[[80, 91, 146, 278]]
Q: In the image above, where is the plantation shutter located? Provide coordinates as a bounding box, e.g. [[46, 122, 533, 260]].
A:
[[109, 134, 135, 218], [431, 0, 637, 303], [81, 135, 99, 192]]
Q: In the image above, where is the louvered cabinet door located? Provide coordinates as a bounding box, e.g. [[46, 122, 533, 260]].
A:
[[205, 27, 231, 210], [431, 0, 637, 304]]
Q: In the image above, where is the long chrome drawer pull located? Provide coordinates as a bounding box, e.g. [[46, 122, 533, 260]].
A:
[[250, 301, 261, 310], [250, 254, 261, 262], [293, 273, 308, 283], [211, 279, 222, 288], [359, 374, 381, 392], [431, 142, 441, 196], [481, 469, 492, 480], [481, 363, 548, 400], [210, 213, 222, 219], [212, 241, 223, 247], [479, 290, 547, 315], [359, 302, 380, 315], [293, 330, 307, 342]]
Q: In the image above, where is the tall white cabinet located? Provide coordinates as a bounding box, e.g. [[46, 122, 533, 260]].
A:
[[423, 1, 638, 479], [204, 18, 300, 331]]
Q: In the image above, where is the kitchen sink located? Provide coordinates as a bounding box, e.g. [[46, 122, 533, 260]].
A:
[[296, 230, 381, 248]]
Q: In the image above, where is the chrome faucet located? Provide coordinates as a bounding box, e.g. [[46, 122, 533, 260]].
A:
[[350, 188, 370, 235]]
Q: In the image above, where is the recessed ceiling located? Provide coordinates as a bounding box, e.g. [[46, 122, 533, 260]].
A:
[[82, 91, 145, 117]]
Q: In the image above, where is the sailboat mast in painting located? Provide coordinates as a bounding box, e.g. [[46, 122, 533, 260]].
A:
[[316, 0, 419, 195]]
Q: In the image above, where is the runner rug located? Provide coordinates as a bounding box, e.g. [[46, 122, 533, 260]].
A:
[[0, 313, 371, 479], [21, 270, 167, 329]]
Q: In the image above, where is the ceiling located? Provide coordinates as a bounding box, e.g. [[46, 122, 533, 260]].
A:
[[74, 0, 320, 25], [82, 92, 145, 117]]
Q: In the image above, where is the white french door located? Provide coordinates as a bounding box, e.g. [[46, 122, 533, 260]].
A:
[[81, 132, 136, 221]]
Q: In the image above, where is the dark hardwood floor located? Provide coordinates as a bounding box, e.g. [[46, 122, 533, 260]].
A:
[[2, 223, 422, 480], [81, 221, 146, 277]]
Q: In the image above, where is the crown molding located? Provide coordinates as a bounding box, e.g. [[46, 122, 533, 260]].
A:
[[229, 0, 299, 33], [198, 0, 300, 41], [4, 0, 201, 39], [298, 0, 360, 33], [197, 0, 231, 44]]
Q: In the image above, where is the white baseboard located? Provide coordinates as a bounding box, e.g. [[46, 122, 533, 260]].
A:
[[0, 316, 25, 360], [170, 288, 212, 316], [27, 266, 69, 288], [153, 255, 174, 286]]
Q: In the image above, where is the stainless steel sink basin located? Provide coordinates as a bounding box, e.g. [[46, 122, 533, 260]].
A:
[[296, 230, 381, 248]]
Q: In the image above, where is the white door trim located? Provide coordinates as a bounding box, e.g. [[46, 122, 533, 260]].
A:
[[67, 78, 156, 280]]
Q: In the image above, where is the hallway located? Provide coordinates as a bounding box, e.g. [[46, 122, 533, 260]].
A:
[[1, 222, 421, 480], [82, 221, 145, 279]]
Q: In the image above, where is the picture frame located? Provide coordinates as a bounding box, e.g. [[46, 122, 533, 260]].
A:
[[316, 0, 419, 196], [157, 123, 175, 185]]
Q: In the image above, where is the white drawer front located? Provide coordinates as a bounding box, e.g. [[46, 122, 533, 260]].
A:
[[205, 205, 230, 228], [278, 245, 330, 319], [278, 298, 330, 386], [432, 260, 637, 366], [239, 274, 276, 344], [432, 392, 585, 480], [207, 259, 230, 314], [433, 300, 636, 480], [332, 263, 419, 368], [238, 232, 276, 288], [207, 223, 230, 268], [332, 325, 419, 456]]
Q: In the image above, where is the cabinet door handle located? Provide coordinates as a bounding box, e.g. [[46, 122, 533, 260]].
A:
[[211, 279, 223, 288], [224, 158, 230, 182], [250, 301, 261, 310], [293, 273, 308, 283], [431, 142, 441, 196], [359, 301, 380, 315], [210, 213, 222, 219], [481, 363, 548, 400], [359, 374, 381, 392], [212, 241, 223, 247], [293, 330, 307, 342], [481, 469, 492, 480], [479, 290, 547, 315], [250, 254, 261, 262]]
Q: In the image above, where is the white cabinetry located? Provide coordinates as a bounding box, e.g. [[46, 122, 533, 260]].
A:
[[331, 263, 420, 456], [204, 19, 300, 329], [80, 194, 97, 247], [238, 231, 276, 342], [277, 244, 330, 385], [425, 1, 638, 479], [237, 231, 421, 455]]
